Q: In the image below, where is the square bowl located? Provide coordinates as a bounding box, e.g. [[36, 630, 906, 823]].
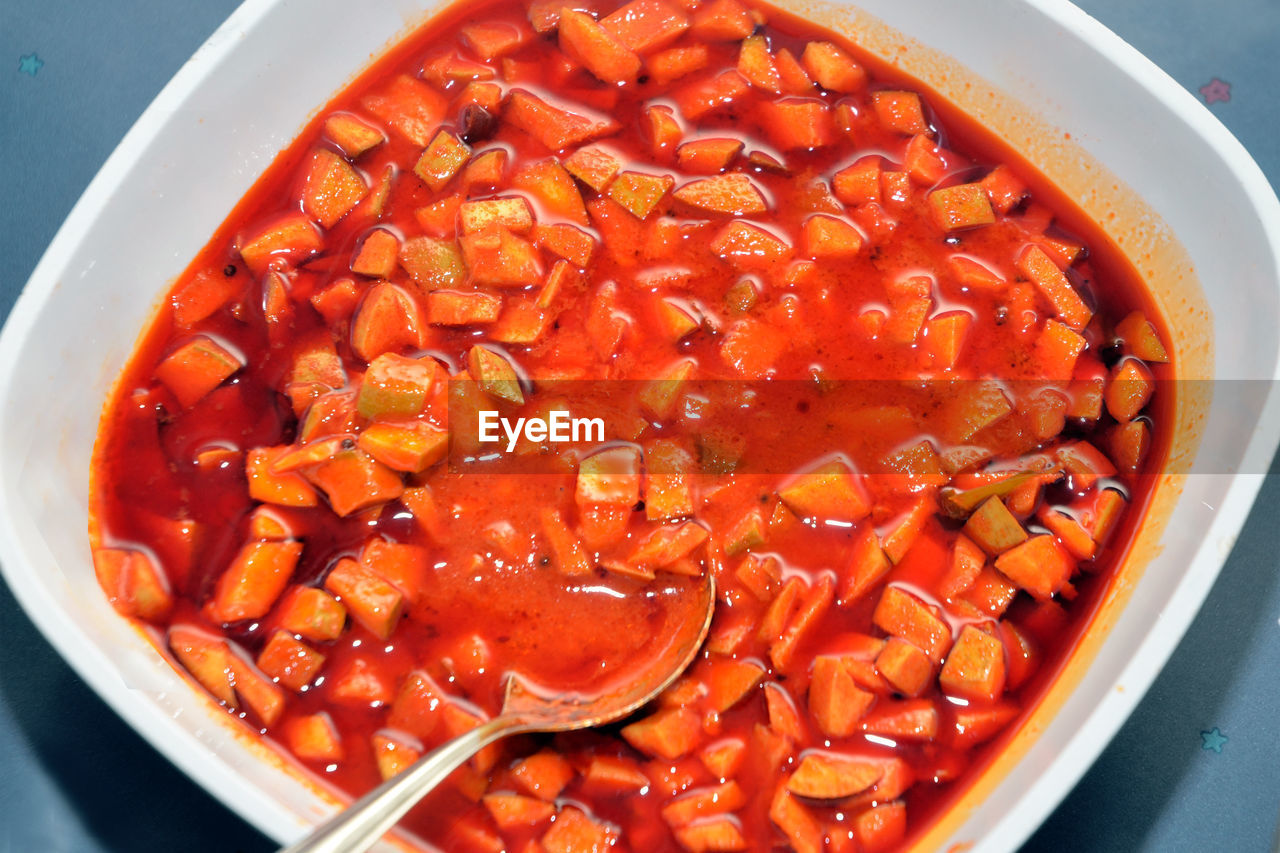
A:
[[1, 0, 1278, 849]]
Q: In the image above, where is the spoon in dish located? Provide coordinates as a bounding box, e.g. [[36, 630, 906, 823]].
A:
[[280, 571, 716, 853]]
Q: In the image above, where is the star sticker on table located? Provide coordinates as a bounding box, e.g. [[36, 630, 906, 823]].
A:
[[17, 53, 44, 77], [1199, 77, 1231, 105], [1200, 727, 1228, 753]]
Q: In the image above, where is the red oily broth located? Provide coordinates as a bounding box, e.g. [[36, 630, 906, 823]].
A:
[[89, 0, 1173, 850]]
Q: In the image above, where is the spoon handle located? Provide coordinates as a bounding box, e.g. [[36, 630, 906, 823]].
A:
[[279, 714, 522, 853]]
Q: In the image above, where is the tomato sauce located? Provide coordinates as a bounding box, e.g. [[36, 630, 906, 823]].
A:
[[89, 0, 1172, 849]]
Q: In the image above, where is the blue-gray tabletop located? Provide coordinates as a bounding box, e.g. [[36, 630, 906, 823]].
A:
[[2, 1, 1279, 851]]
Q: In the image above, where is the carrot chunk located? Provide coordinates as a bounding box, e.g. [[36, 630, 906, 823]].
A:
[[673, 173, 767, 215], [427, 290, 502, 326], [995, 534, 1076, 600], [360, 74, 448, 146], [512, 750, 577, 800], [808, 655, 875, 736], [286, 713, 343, 762], [674, 69, 750, 119], [661, 780, 746, 827], [323, 112, 384, 158], [506, 90, 620, 151], [839, 524, 891, 604], [787, 753, 883, 799], [154, 336, 242, 408], [676, 138, 742, 173], [301, 148, 368, 228], [777, 458, 870, 523], [1115, 310, 1170, 363], [541, 807, 615, 853], [673, 818, 747, 852], [647, 44, 709, 85], [801, 213, 863, 259], [207, 541, 302, 623], [608, 170, 675, 219], [1017, 244, 1092, 330], [238, 213, 325, 276], [872, 586, 952, 663], [689, 0, 755, 40], [800, 41, 865, 92], [257, 629, 326, 691], [1105, 357, 1155, 422], [928, 183, 995, 231], [483, 793, 557, 829], [323, 557, 404, 639], [760, 98, 834, 150], [963, 496, 1028, 555], [276, 586, 346, 641], [872, 90, 929, 134], [460, 225, 544, 287], [622, 706, 702, 759], [308, 448, 404, 516], [769, 784, 824, 853], [602, 0, 690, 53], [93, 547, 172, 621], [875, 637, 933, 697], [854, 801, 907, 853], [351, 282, 424, 362], [939, 624, 1007, 702]]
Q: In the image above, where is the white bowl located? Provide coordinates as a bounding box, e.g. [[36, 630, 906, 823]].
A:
[[1, 0, 1277, 849]]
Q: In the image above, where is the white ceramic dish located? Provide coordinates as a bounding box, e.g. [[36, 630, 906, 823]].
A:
[[1, 0, 1278, 850]]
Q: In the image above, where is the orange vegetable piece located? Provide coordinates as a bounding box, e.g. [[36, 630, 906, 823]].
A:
[[350, 228, 399, 278], [360, 74, 448, 146], [662, 780, 746, 828], [308, 448, 404, 517], [276, 586, 346, 641], [760, 98, 834, 150], [673, 818, 747, 852], [875, 637, 933, 697], [323, 112, 384, 159], [602, 0, 690, 53], [839, 524, 891, 604], [92, 547, 172, 621], [952, 701, 1021, 750], [963, 496, 1028, 556], [871, 90, 929, 135], [301, 148, 368, 228], [559, 8, 642, 85], [939, 624, 1007, 702], [872, 586, 952, 663], [621, 706, 702, 759], [1105, 357, 1155, 422], [257, 629, 325, 691], [689, 0, 755, 40], [372, 732, 422, 781], [787, 752, 883, 799], [581, 755, 650, 794], [1017, 244, 1092, 331], [800, 41, 865, 92], [646, 44, 709, 86], [351, 281, 424, 362], [506, 91, 621, 151], [673, 173, 766, 214], [676, 138, 742, 173], [414, 130, 471, 192], [769, 784, 824, 853], [512, 159, 590, 225], [777, 458, 870, 523], [673, 69, 750, 119], [854, 801, 907, 853], [154, 336, 242, 408], [427, 290, 502, 326], [928, 183, 995, 231], [808, 654, 874, 737], [207, 541, 302, 623], [511, 750, 577, 801], [1115, 310, 1170, 362], [460, 225, 544, 287], [286, 713, 343, 762], [541, 807, 615, 853], [459, 197, 535, 234], [1109, 419, 1150, 473], [238, 213, 325, 276], [995, 534, 1076, 600], [323, 557, 404, 639], [800, 213, 863, 259], [483, 793, 557, 829]]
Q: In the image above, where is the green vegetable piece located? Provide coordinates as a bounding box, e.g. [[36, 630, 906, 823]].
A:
[[939, 471, 1037, 519], [467, 345, 524, 405], [962, 496, 1029, 556], [357, 354, 441, 420], [399, 236, 466, 291]]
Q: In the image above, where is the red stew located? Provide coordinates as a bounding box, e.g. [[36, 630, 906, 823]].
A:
[[89, 0, 1172, 850]]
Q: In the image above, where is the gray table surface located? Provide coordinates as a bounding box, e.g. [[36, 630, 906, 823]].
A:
[[2, 1, 1278, 851]]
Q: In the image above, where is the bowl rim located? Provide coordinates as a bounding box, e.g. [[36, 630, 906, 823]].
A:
[[1, 0, 1279, 848]]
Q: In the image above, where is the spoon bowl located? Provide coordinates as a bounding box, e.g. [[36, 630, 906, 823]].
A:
[[280, 571, 717, 853]]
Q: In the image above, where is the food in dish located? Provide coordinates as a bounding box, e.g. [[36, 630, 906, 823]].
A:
[[89, 0, 1171, 848]]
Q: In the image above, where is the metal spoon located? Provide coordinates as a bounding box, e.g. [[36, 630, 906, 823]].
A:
[[280, 572, 716, 853]]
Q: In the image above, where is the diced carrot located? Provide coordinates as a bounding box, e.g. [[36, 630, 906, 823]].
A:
[[872, 586, 952, 663], [647, 44, 709, 85], [838, 524, 891, 605], [1105, 358, 1155, 422], [510, 750, 576, 801], [351, 281, 425, 362], [861, 698, 938, 742], [483, 793, 557, 830], [1056, 440, 1117, 490], [276, 586, 346, 641], [800, 213, 863, 259], [788, 752, 883, 799], [737, 33, 781, 93], [427, 290, 502, 326], [901, 134, 946, 185], [939, 624, 1006, 702], [672, 173, 767, 215], [662, 780, 746, 828], [238, 213, 326, 277], [1017, 245, 1092, 330], [951, 701, 1021, 750], [168, 625, 236, 705], [773, 47, 814, 94], [621, 706, 703, 759], [645, 437, 695, 520], [310, 278, 361, 325], [462, 20, 527, 59], [323, 557, 404, 639], [349, 228, 399, 279], [506, 90, 621, 151], [880, 494, 933, 565], [963, 496, 1028, 555], [286, 713, 343, 762], [800, 41, 865, 92], [938, 533, 985, 599], [689, 0, 755, 39], [357, 352, 441, 419], [467, 344, 526, 404], [537, 507, 591, 576], [718, 317, 787, 376], [513, 159, 590, 225], [928, 183, 995, 231], [871, 90, 929, 135], [675, 138, 742, 174], [323, 112, 384, 159], [413, 130, 471, 192], [777, 458, 869, 522], [975, 165, 1025, 215], [1109, 419, 1150, 473], [206, 540, 301, 623], [771, 575, 835, 671], [564, 145, 623, 192], [301, 148, 368, 228], [308, 448, 404, 516], [485, 295, 550, 342], [673, 818, 747, 852], [874, 637, 933, 697], [769, 784, 824, 853], [154, 336, 242, 409], [995, 534, 1075, 600], [227, 654, 286, 726], [581, 754, 650, 794], [460, 225, 544, 287], [459, 197, 535, 234], [608, 170, 675, 219], [360, 74, 448, 146], [559, 8, 642, 85], [854, 801, 907, 853], [372, 731, 422, 780], [170, 266, 245, 328], [360, 538, 429, 605], [93, 547, 173, 621], [257, 629, 325, 691], [602, 0, 690, 53], [760, 98, 834, 150], [700, 737, 748, 779], [1037, 505, 1096, 560], [541, 807, 615, 853], [808, 655, 875, 737], [1034, 318, 1087, 381], [723, 507, 765, 556], [673, 69, 750, 120], [534, 225, 596, 270], [1115, 310, 1170, 363], [385, 669, 445, 739]]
